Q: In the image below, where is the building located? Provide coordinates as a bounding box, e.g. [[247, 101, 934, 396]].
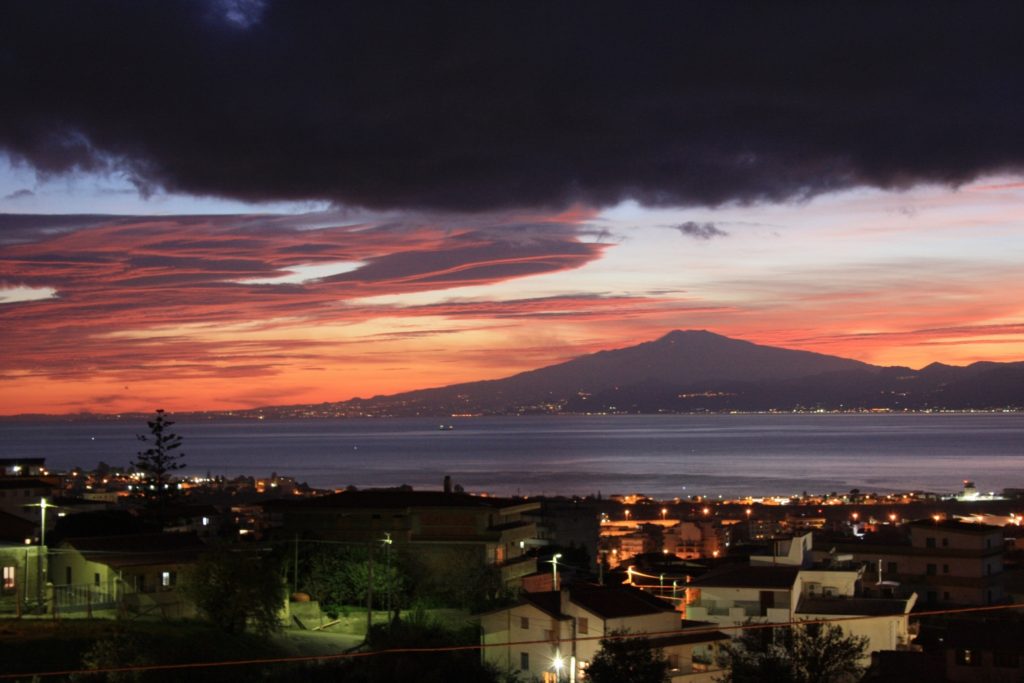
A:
[[817, 519, 1006, 606], [0, 510, 46, 615], [686, 533, 917, 662], [264, 489, 542, 585], [480, 583, 729, 682], [49, 532, 206, 618]]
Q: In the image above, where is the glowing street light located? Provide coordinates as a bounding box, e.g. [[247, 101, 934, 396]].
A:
[[551, 553, 563, 590], [661, 508, 668, 521], [624, 509, 631, 521]]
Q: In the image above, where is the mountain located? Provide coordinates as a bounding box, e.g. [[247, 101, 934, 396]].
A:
[[271, 330, 1023, 417]]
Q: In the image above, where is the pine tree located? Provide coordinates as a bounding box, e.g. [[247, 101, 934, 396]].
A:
[[133, 409, 185, 506]]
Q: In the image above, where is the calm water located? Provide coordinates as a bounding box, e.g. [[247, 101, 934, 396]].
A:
[[1, 414, 1022, 499]]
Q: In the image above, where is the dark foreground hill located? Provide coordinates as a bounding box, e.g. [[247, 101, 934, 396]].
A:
[[280, 330, 1024, 416]]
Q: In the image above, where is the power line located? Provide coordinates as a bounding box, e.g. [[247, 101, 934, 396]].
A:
[[2, 602, 1021, 680]]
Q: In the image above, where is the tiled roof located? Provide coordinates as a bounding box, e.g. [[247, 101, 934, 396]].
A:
[[0, 478, 52, 490], [569, 584, 676, 618], [63, 532, 206, 568], [517, 584, 677, 620]]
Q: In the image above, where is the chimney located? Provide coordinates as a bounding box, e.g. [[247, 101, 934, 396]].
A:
[[443, 475, 452, 494]]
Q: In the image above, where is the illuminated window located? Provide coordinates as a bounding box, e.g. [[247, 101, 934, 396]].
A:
[[2, 566, 15, 592], [161, 571, 176, 587], [956, 649, 981, 667]]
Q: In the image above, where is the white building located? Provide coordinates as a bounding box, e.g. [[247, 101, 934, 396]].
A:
[[480, 583, 729, 682], [685, 533, 917, 662]]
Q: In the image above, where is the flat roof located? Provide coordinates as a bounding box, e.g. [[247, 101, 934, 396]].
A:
[[688, 565, 800, 590]]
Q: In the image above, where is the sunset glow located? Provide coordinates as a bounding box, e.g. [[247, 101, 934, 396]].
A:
[[2, 177, 1022, 415]]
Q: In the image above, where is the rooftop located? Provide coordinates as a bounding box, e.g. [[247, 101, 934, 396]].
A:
[[796, 596, 911, 616], [688, 564, 800, 590], [62, 533, 207, 568], [264, 489, 535, 511], [908, 518, 1003, 534]]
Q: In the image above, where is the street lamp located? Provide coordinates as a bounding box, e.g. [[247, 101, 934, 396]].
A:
[[661, 508, 668, 521], [551, 553, 563, 590], [25, 497, 58, 612]]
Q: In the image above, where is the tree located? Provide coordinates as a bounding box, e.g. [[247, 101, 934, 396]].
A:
[[133, 409, 185, 505], [718, 622, 868, 683], [586, 630, 670, 683], [182, 549, 285, 635], [302, 544, 406, 618]]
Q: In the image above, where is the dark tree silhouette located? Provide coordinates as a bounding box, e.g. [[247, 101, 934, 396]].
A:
[[133, 409, 185, 506], [718, 622, 868, 683], [587, 630, 670, 683]]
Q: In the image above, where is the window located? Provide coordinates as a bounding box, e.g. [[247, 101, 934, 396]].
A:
[[668, 654, 679, 669], [161, 571, 176, 587], [578, 617, 588, 635], [943, 591, 950, 601], [925, 537, 936, 548], [94, 572, 101, 587], [942, 564, 949, 574], [520, 616, 529, 629], [65, 566, 72, 585], [955, 649, 981, 667], [520, 652, 529, 671], [926, 564, 937, 576], [942, 537, 949, 547], [2, 566, 15, 593], [887, 561, 898, 574]]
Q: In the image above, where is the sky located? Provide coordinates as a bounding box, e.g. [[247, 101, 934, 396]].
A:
[[1, 1, 1023, 415]]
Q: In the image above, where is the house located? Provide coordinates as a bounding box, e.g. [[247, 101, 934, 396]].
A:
[[0, 458, 48, 477], [816, 518, 1006, 606], [49, 532, 206, 618], [0, 510, 46, 615], [264, 489, 542, 585], [910, 618, 1024, 683], [685, 532, 917, 662], [0, 479, 56, 521], [480, 583, 729, 682]]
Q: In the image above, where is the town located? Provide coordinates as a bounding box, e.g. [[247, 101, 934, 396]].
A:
[[2, 450, 1022, 682]]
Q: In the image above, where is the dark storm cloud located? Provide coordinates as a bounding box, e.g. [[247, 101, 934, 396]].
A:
[[1, 2, 1022, 211], [672, 222, 728, 240]]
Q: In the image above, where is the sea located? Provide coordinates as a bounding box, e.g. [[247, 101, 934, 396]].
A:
[[1, 414, 1022, 500]]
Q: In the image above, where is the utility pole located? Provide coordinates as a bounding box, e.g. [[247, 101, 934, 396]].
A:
[[26, 497, 57, 613], [293, 534, 299, 595], [365, 542, 374, 639], [382, 532, 393, 621]]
